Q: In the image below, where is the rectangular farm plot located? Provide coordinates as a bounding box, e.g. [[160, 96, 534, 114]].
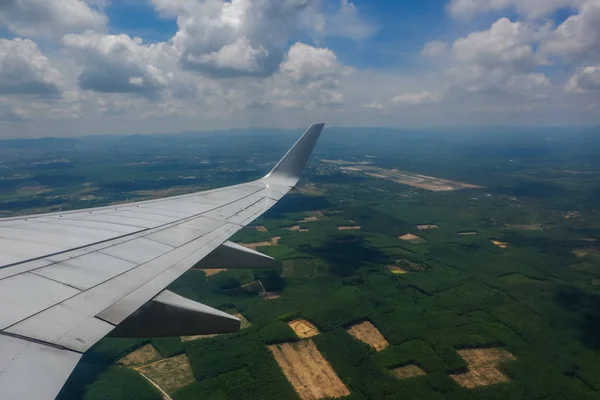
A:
[[346, 321, 389, 351], [399, 234, 426, 244], [450, 348, 516, 389], [391, 364, 427, 380], [136, 354, 195, 395], [288, 319, 320, 339], [268, 341, 350, 400], [118, 344, 161, 367]]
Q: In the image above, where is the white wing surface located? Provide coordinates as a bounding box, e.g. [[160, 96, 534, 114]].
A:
[[0, 123, 325, 400]]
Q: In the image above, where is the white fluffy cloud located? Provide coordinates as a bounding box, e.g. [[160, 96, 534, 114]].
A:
[[280, 43, 342, 82], [541, 0, 600, 62], [62, 33, 177, 97], [446, 18, 552, 96], [566, 65, 600, 92], [0, 0, 106, 37], [0, 38, 61, 95], [453, 18, 546, 70], [152, 0, 317, 77]]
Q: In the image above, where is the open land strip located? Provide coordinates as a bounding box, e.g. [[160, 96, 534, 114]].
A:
[[288, 319, 320, 339], [391, 364, 427, 379], [338, 165, 483, 191], [450, 348, 517, 389], [346, 321, 389, 352], [268, 341, 350, 400]]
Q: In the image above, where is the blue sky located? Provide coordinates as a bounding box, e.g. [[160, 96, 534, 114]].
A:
[[0, 0, 598, 138]]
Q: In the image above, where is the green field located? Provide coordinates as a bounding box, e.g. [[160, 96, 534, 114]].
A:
[[2, 128, 599, 399]]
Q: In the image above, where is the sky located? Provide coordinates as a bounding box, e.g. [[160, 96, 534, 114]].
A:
[[0, 0, 599, 138]]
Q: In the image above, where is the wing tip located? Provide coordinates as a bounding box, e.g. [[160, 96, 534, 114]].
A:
[[263, 123, 325, 186]]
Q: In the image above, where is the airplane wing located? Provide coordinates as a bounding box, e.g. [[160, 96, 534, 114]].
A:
[[0, 123, 325, 400]]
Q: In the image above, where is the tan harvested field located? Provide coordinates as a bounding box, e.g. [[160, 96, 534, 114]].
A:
[[288, 319, 320, 338], [136, 354, 195, 395], [450, 348, 517, 389], [338, 225, 361, 231], [285, 225, 309, 232], [296, 184, 326, 196], [509, 224, 543, 231], [416, 224, 439, 230], [260, 291, 281, 300], [491, 240, 509, 248], [388, 265, 408, 274], [399, 234, 426, 244], [340, 165, 482, 191], [391, 364, 427, 379], [459, 232, 478, 236], [268, 341, 350, 400], [298, 216, 319, 222], [118, 344, 161, 367], [16, 185, 52, 196], [202, 268, 227, 277], [242, 236, 281, 250], [255, 225, 268, 232], [573, 248, 600, 258], [346, 321, 389, 351]]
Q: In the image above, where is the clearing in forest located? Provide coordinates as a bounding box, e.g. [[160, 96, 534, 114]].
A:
[[573, 248, 600, 258], [391, 364, 427, 379], [241, 236, 281, 250], [416, 224, 439, 230], [284, 225, 309, 232], [135, 354, 195, 395], [255, 225, 268, 232], [118, 344, 161, 367], [268, 341, 350, 400], [450, 348, 517, 389], [202, 268, 227, 277], [297, 211, 326, 223], [288, 319, 320, 338], [388, 265, 408, 274], [399, 234, 426, 244], [260, 292, 281, 300], [338, 225, 361, 231], [491, 240, 509, 248], [346, 321, 389, 351]]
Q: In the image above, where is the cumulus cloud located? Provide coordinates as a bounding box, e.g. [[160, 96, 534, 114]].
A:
[[0, 38, 61, 96], [0, 0, 106, 37], [63, 33, 176, 97], [153, 0, 317, 77], [421, 41, 449, 58], [453, 18, 547, 70], [445, 18, 552, 96], [280, 43, 342, 82], [540, 0, 600, 62], [566, 65, 600, 92]]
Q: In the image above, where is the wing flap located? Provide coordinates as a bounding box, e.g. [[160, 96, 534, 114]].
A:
[[110, 290, 240, 337]]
